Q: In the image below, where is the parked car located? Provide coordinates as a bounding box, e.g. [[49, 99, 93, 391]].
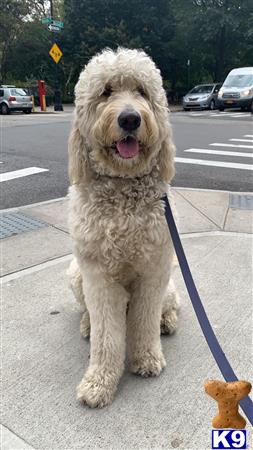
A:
[[0, 85, 33, 114], [217, 67, 253, 112], [182, 83, 222, 111]]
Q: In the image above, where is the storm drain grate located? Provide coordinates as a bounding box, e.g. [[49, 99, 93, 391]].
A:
[[229, 194, 253, 210], [0, 212, 48, 239]]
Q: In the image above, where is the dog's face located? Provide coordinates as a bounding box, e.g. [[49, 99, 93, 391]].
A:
[[70, 48, 175, 181]]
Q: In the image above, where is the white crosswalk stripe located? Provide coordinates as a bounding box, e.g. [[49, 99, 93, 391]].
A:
[[184, 148, 253, 158], [210, 143, 253, 149], [174, 110, 252, 120], [244, 135, 253, 138], [175, 157, 253, 170], [230, 139, 253, 143], [0, 167, 49, 182]]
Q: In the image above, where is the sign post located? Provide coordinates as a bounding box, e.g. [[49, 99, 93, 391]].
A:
[[49, 43, 63, 111], [45, 0, 64, 111]]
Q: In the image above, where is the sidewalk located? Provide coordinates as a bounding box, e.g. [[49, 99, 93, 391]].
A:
[[31, 104, 75, 114], [1, 188, 252, 450], [31, 103, 182, 115]]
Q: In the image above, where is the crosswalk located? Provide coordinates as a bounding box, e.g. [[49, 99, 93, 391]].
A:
[[1, 135, 252, 190], [174, 110, 252, 120], [175, 134, 253, 171]]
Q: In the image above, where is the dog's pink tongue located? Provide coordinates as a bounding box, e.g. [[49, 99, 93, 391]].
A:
[[116, 137, 139, 158]]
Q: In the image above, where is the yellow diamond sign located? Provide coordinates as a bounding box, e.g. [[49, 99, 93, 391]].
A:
[[49, 43, 63, 64]]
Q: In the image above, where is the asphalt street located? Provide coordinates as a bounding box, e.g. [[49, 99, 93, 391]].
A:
[[1, 109, 252, 209]]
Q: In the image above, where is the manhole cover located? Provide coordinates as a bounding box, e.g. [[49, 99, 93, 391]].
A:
[[229, 194, 253, 210], [0, 212, 47, 239]]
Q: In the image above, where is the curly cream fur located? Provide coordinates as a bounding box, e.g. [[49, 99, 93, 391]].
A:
[[68, 48, 179, 408]]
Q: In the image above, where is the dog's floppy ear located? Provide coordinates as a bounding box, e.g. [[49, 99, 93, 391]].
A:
[[68, 125, 89, 184], [158, 134, 175, 182]]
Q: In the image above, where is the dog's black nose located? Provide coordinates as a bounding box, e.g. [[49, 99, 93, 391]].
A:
[[118, 109, 141, 131]]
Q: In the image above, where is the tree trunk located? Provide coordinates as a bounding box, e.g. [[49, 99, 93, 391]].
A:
[[214, 25, 226, 82]]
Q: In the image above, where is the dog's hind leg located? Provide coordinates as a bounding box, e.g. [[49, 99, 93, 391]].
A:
[[160, 278, 180, 335], [67, 258, 90, 338]]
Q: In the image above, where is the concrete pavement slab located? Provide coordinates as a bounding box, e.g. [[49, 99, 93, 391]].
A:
[[24, 198, 69, 233], [1, 226, 71, 276], [1, 425, 35, 450], [224, 208, 253, 233], [2, 234, 252, 449], [176, 188, 229, 229], [2, 260, 79, 386], [172, 191, 219, 233]]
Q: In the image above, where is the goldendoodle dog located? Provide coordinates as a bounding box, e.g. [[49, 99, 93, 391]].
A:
[[68, 48, 179, 408]]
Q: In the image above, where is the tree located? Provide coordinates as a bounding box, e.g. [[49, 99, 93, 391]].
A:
[[62, 0, 176, 91], [172, 0, 253, 85], [0, 0, 53, 83], [1, 0, 252, 98]]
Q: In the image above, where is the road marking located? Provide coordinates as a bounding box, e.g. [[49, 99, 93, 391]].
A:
[[184, 148, 253, 158], [0, 167, 48, 182], [228, 113, 251, 117], [175, 157, 253, 171], [210, 143, 253, 149], [209, 112, 250, 118], [208, 113, 226, 117], [244, 135, 253, 138], [230, 139, 253, 143], [0, 162, 3, 164]]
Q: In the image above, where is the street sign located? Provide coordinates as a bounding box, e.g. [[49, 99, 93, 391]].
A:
[[42, 17, 51, 24], [51, 20, 64, 29], [48, 24, 61, 32], [49, 43, 63, 64]]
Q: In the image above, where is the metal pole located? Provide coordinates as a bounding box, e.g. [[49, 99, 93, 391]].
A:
[[187, 59, 191, 90], [50, 0, 63, 111], [50, 0, 53, 18]]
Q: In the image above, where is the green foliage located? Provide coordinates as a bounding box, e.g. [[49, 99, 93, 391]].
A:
[[1, 0, 252, 97]]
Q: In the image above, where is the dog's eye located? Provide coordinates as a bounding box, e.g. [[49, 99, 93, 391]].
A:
[[102, 86, 112, 97], [137, 86, 146, 97]]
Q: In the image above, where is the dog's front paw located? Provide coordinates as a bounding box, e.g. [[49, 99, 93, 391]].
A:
[[131, 350, 166, 377], [160, 308, 179, 335], [76, 369, 117, 408]]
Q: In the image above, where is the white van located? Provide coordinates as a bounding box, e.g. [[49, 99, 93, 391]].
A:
[[217, 67, 253, 112]]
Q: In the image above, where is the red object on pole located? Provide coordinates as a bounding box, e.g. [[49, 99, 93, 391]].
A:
[[38, 80, 46, 111]]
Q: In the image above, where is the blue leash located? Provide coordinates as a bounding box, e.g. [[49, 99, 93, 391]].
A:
[[162, 194, 253, 426]]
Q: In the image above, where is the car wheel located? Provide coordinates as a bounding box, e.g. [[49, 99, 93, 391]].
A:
[[210, 100, 215, 110], [218, 107, 224, 112], [24, 109, 32, 114], [248, 101, 253, 113], [0, 103, 10, 115]]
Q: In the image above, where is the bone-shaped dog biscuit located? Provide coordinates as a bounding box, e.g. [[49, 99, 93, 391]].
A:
[[204, 380, 252, 429]]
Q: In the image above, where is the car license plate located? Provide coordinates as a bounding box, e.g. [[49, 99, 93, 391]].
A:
[[189, 102, 198, 106], [226, 100, 234, 104]]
